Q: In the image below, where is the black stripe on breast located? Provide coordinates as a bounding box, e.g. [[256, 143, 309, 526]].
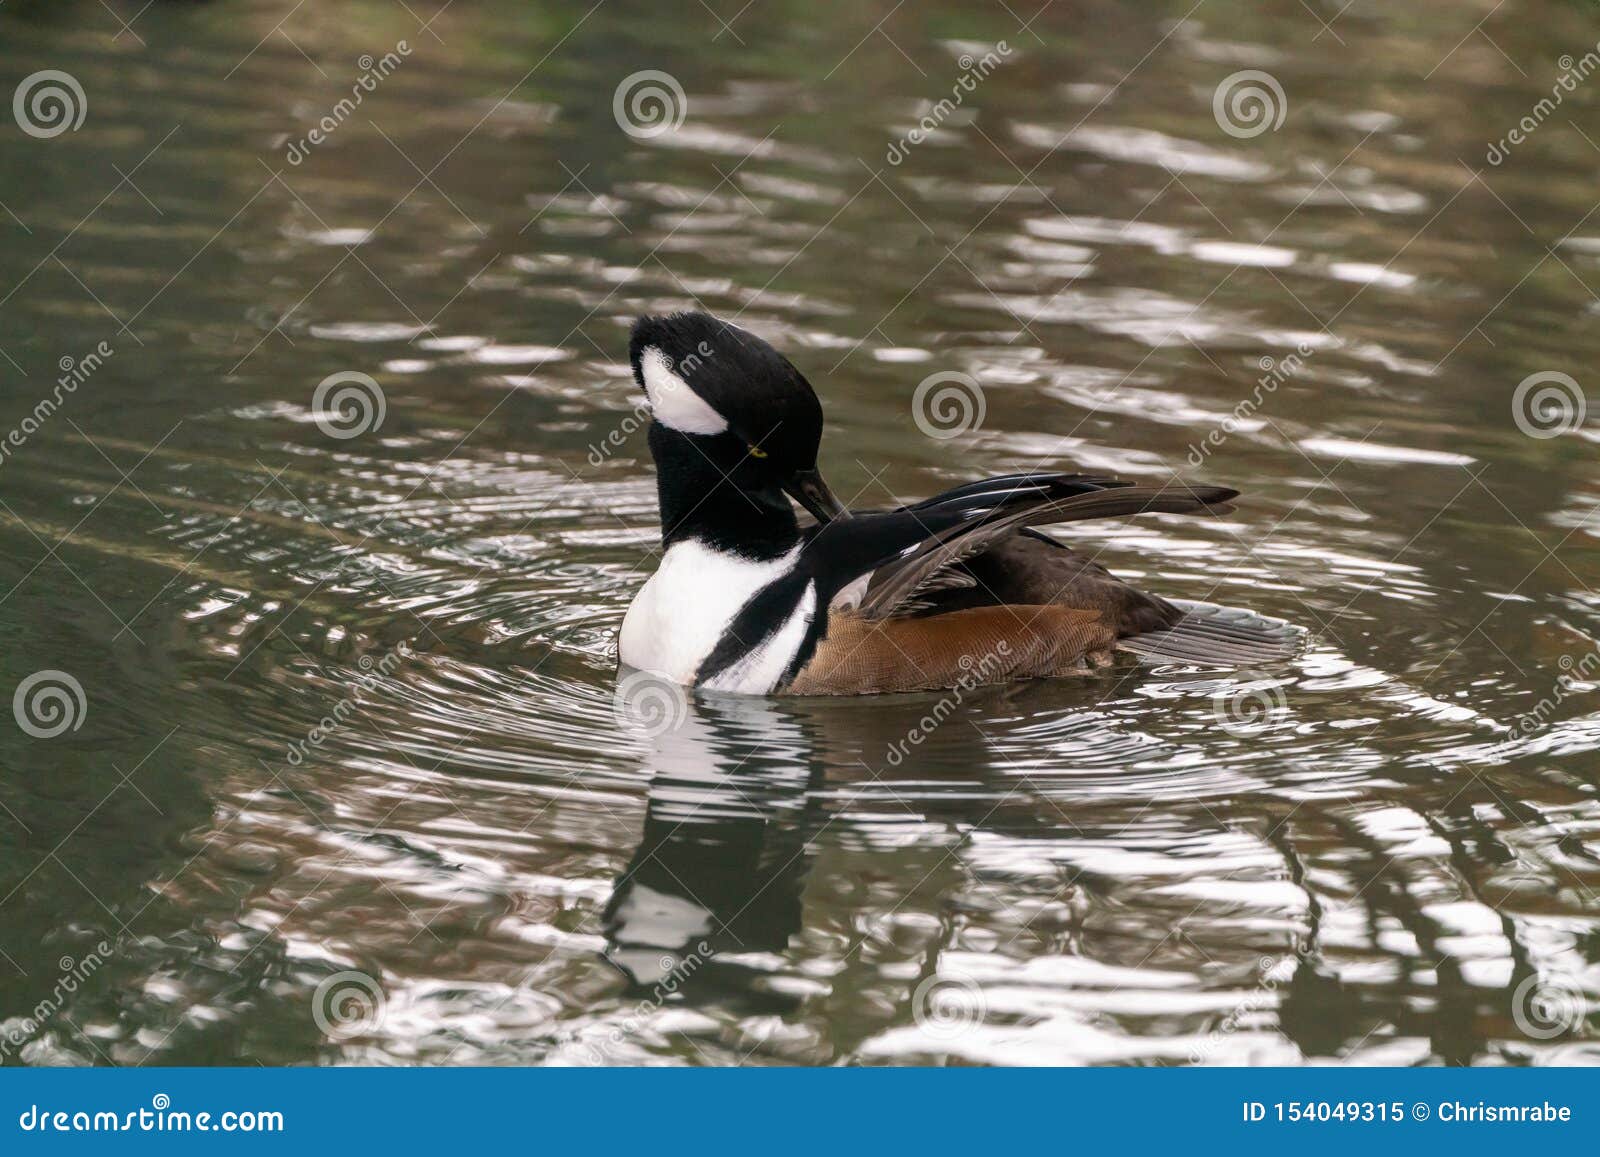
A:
[[694, 570, 821, 687]]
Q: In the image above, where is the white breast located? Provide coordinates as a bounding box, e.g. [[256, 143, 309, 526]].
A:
[[619, 540, 803, 688]]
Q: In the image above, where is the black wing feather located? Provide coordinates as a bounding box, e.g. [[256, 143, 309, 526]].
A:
[[852, 479, 1237, 619]]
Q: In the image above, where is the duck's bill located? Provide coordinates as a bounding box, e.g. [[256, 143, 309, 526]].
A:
[[785, 469, 847, 522]]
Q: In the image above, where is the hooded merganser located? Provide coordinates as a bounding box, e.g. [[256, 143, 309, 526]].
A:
[[618, 311, 1301, 696]]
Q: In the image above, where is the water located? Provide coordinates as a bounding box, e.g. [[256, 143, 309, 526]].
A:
[[1, 0, 1598, 1067]]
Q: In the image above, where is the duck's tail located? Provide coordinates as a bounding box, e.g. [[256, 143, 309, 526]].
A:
[[1116, 599, 1306, 667]]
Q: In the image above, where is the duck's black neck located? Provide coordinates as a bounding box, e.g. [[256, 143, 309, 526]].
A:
[[649, 425, 800, 560]]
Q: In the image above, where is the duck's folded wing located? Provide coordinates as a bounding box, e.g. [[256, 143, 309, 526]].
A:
[[848, 478, 1238, 620], [800, 474, 1121, 598]]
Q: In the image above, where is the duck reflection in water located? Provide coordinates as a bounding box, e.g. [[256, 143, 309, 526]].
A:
[[598, 676, 1532, 1064], [602, 693, 825, 1007]]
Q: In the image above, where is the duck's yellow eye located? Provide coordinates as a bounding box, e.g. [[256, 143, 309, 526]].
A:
[[747, 444, 768, 458]]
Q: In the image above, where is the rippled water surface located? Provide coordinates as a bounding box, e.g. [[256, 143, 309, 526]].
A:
[[2, 0, 1599, 1066]]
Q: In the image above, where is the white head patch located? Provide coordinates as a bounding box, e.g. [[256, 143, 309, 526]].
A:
[[639, 346, 728, 435]]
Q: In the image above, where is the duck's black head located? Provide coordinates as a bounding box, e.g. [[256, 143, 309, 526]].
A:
[[629, 311, 845, 551]]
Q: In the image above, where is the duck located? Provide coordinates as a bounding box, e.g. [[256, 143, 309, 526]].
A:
[[617, 310, 1301, 696]]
